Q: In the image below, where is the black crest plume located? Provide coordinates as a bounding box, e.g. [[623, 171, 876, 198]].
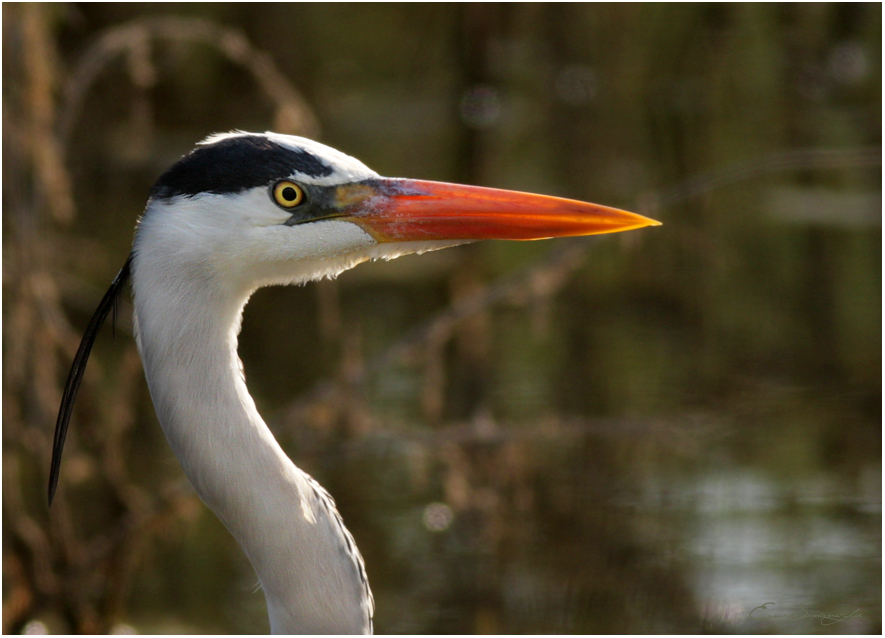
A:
[[48, 255, 133, 505]]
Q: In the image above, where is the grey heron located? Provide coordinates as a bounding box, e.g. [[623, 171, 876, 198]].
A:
[[49, 131, 660, 633]]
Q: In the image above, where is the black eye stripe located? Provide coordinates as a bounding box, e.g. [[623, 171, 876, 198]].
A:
[[150, 135, 333, 199]]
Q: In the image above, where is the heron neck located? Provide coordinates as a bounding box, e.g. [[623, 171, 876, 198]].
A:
[[132, 272, 371, 634]]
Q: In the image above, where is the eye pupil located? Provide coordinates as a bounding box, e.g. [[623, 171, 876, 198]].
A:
[[282, 187, 297, 201]]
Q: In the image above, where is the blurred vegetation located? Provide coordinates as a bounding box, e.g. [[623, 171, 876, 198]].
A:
[[3, 3, 880, 634]]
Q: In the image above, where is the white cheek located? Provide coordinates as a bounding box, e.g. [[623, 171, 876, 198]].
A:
[[229, 221, 473, 289], [228, 220, 379, 287], [261, 220, 376, 261], [227, 189, 292, 227]]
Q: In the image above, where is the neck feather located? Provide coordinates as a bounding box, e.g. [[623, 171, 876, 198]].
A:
[[131, 257, 372, 634]]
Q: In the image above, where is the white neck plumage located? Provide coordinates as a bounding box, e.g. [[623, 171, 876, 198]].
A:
[[131, 226, 374, 634]]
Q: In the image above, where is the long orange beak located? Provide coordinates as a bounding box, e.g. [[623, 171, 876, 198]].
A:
[[335, 178, 660, 242]]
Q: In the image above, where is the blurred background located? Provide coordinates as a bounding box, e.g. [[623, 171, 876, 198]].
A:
[[3, 3, 881, 634]]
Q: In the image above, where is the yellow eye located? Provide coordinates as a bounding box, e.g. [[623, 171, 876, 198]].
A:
[[272, 181, 305, 208]]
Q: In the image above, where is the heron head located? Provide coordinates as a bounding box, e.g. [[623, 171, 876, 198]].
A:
[[134, 131, 659, 295]]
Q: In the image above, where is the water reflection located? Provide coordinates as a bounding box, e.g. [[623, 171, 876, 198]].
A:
[[653, 468, 880, 632]]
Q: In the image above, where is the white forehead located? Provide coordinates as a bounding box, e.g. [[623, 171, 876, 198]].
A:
[[199, 131, 379, 186]]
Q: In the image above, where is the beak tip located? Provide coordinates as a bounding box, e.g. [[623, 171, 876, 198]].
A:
[[629, 212, 662, 228]]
